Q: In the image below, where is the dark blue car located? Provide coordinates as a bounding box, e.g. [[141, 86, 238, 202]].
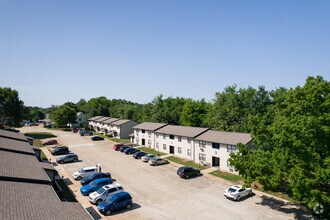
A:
[[80, 178, 112, 196], [124, 148, 140, 155], [133, 151, 147, 159], [98, 191, 133, 216], [80, 172, 112, 186], [119, 146, 130, 152]]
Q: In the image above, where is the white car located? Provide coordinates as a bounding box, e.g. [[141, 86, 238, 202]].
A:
[[141, 154, 156, 162], [73, 166, 98, 180], [224, 185, 252, 201], [88, 183, 124, 204]]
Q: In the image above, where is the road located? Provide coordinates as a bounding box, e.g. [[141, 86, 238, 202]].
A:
[[21, 126, 308, 220]]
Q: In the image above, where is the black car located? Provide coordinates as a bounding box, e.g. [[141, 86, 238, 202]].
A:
[[51, 146, 69, 155], [124, 148, 140, 155], [119, 146, 130, 152], [177, 166, 201, 179], [80, 172, 112, 186], [56, 153, 78, 164], [133, 151, 147, 159], [91, 136, 104, 141]]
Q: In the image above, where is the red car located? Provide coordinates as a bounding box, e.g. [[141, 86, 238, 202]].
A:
[[113, 143, 125, 151], [42, 139, 58, 145]]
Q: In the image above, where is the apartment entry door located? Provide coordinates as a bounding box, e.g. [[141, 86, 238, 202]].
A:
[[142, 139, 145, 146], [212, 156, 220, 167], [169, 145, 175, 154]]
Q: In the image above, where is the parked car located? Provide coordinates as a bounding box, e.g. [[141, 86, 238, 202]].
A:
[[177, 166, 201, 179], [81, 172, 112, 186], [80, 130, 93, 136], [88, 183, 124, 204], [113, 143, 125, 151], [47, 145, 61, 151], [56, 153, 78, 164], [224, 185, 252, 201], [98, 191, 133, 216], [50, 146, 69, 155], [91, 136, 104, 141], [124, 148, 140, 155], [141, 154, 156, 162], [119, 146, 130, 152], [42, 139, 58, 145], [73, 166, 98, 180], [80, 178, 112, 196], [133, 151, 147, 159], [148, 157, 169, 166]]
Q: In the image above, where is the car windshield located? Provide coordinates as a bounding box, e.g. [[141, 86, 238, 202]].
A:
[[96, 187, 106, 195], [89, 181, 98, 187], [79, 168, 84, 173], [106, 196, 116, 204], [228, 188, 237, 193]]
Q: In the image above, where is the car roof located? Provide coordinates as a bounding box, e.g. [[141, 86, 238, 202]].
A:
[[230, 185, 242, 190], [82, 166, 97, 170], [111, 191, 130, 199], [92, 178, 110, 183], [102, 182, 122, 190]]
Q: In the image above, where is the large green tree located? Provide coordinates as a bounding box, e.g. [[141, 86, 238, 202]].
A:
[[50, 105, 77, 127], [230, 76, 330, 216], [0, 87, 24, 127], [181, 99, 209, 127]]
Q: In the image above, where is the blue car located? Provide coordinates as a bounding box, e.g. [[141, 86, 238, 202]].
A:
[[80, 172, 112, 186], [124, 148, 140, 155], [80, 178, 112, 196], [98, 192, 133, 216]]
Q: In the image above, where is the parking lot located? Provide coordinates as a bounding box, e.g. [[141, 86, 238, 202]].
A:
[[21, 126, 307, 220]]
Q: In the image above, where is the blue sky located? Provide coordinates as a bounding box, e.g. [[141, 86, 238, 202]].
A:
[[0, 0, 329, 107]]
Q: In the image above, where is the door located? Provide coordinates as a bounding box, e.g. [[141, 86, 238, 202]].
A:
[[169, 145, 175, 154], [142, 139, 145, 146], [212, 156, 220, 167]]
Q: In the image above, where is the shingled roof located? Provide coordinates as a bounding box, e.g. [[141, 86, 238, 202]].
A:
[[133, 122, 167, 131], [94, 116, 111, 122], [0, 138, 35, 155], [102, 118, 119, 124], [194, 130, 252, 145], [0, 129, 28, 142], [110, 119, 131, 126], [87, 116, 103, 121], [156, 125, 209, 138]]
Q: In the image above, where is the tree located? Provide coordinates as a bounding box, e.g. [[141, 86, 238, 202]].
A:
[[181, 99, 209, 127], [51, 105, 77, 127], [0, 87, 24, 127]]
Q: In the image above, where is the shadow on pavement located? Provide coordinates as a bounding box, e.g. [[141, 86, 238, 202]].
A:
[[63, 177, 74, 186], [256, 195, 312, 219], [108, 203, 142, 217], [86, 206, 102, 220]]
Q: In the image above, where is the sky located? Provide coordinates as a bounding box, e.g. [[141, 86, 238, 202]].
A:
[[0, 0, 329, 107]]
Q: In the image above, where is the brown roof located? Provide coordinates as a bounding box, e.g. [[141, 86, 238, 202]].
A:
[[0, 129, 28, 142], [102, 118, 120, 124], [0, 137, 35, 154], [94, 116, 111, 122], [133, 122, 167, 131], [194, 130, 252, 145], [88, 116, 103, 121], [156, 125, 209, 138], [0, 181, 92, 220], [110, 119, 131, 126]]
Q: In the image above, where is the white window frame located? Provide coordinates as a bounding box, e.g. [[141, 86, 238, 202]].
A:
[[187, 149, 191, 156], [178, 147, 182, 154]]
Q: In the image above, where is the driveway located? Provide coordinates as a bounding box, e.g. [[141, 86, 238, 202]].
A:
[[21, 126, 309, 220]]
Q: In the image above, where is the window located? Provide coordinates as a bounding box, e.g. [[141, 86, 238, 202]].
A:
[[156, 133, 159, 138], [187, 149, 191, 156], [147, 140, 152, 147], [227, 159, 234, 169], [178, 147, 182, 154], [148, 132, 151, 138], [142, 130, 145, 133], [199, 153, 206, 161], [227, 145, 237, 153], [136, 131, 139, 137], [163, 144, 166, 150], [118, 186, 123, 190], [163, 134, 166, 139], [199, 141, 206, 148], [187, 137, 191, 143], [109, 188, 117, 193], [156, 143, 159, 149], [135, 137, 139, 143], [178, 136, 182, 142], [212, 143, 220, 149], [170, 135, 174, 139]]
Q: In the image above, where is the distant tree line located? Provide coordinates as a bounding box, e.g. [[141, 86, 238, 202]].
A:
[[0, 75, 328, 216]]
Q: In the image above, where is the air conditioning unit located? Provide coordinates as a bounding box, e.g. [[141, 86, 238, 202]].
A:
[[229, 168, 234, 172], [200, 148, 204, 152]]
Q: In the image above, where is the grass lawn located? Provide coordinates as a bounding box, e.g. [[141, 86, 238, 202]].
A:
[[210, 170, 244, 183], [138, 147, 167, 156], [109, 138, 131, 143], [166, 156, 208, 170], [24, 132, 56, 139], [56, 179, 77, 202]]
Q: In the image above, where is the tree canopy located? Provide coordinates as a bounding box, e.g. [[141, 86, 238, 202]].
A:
[[0, 87, 24, 127]]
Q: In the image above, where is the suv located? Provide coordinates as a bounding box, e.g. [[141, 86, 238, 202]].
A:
[[81, 172, 112, 186], [51, 146, 69, 155], [56, 153, 78, 164], [177, 166, 201, 179], [98, 191, 133, 216], [73, 166, 98, 180], [80, 130, 93, 136], [88, 183, 124, 204]]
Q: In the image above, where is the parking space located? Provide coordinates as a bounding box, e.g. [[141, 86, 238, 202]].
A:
[[22, 126, 298, 220]]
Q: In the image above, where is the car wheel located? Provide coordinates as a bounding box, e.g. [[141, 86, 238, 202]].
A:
[[236, 195, 241, 201], [96, 199, 101, 205], [77, 176, 82, 180], [105, 210, 112, 216], [185, 174, 189, 179], [197, 172, 201, 176], [249, 190, 252, 196], [126, 203, 132, 209], [74, 158, 78, 162], [60, 161, 64, 164]]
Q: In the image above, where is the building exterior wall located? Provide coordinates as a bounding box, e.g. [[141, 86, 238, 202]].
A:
[[119, 121, 139, 139], [155, 133, 193, 160], [133, 129, 156, 148]]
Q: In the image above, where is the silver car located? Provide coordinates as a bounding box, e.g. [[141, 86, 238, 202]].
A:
[[88, 183, 124, 204], [224, 185, 252, 201], [148, 157, 169, 166], [141, 154, 156, 162]]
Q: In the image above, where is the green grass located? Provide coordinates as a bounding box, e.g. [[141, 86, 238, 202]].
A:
[[24, 132, 56, 139], [210, 170, 244, 183], [138, 147, 167, 156], [109, 138, 131, 143], [56, 179, 77, 202], [166, 156, 207, 170]]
